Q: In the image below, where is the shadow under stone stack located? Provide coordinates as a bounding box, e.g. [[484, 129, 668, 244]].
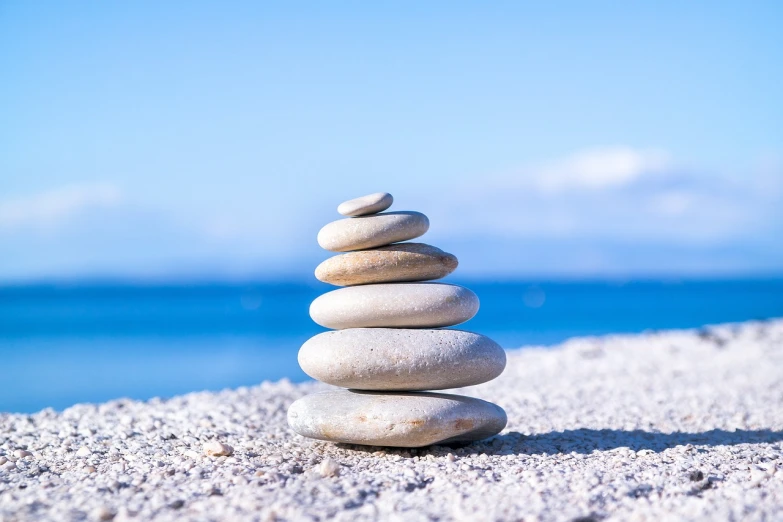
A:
[[287, 192, 507, 448]]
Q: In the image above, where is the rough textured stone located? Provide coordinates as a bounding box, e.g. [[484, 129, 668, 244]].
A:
[[309, 283, 479, 329], [287, 389, 507, 447], [298, 328, 505, 390], [317, 211, 429, 252], [315, 243, 458, 286], [203, 441, 234, 457], [337, 192, 393, 217]]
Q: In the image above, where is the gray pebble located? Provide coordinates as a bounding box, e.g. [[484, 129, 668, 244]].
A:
[[298, 328, 505, 390], [317, 211, 429, 252]]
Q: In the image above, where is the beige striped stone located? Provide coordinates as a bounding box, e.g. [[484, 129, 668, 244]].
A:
[[315, 243, 458, 286]]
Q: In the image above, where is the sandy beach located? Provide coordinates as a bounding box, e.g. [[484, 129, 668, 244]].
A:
[[1, 319, 782, 521]]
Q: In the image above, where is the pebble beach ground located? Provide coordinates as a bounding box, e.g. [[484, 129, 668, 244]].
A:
[[1, 319, 782, 522]]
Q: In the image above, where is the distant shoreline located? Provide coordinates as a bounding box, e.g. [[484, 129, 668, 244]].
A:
[[3, 273, 783, 288]]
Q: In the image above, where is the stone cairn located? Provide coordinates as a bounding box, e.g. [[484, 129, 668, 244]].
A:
[[288, 192, 507, 448]]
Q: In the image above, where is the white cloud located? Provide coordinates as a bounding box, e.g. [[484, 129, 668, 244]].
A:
[[0, 183, 122, 229], [649, 191, 693, 216], [532, 147, 671, 193], [1, 150, 779, 280], [428, 147, 782, 250]]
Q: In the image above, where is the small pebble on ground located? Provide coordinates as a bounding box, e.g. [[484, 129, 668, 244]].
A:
[[202, 442, 233, 457]]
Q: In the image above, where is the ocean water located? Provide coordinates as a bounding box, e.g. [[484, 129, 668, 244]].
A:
[[1, 279, 782, 413]]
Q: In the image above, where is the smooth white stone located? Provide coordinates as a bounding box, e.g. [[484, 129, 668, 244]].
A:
[[309, 283, 479, 329], [299, 328, 505, 390], [337, 192, 393, 217], [287, 390, 507, 447], [317, 211, 429, 252]]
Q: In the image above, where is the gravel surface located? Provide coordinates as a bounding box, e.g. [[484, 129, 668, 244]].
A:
[[2, 319, 782, 521]]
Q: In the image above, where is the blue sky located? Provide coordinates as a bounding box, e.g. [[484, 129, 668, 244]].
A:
[[1, 2, 782, 281]]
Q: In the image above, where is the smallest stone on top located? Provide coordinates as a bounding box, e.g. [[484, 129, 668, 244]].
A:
[[337, 192, 394, 217], [318, 192, 428, 252]]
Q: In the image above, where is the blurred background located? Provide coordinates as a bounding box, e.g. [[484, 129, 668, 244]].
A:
[[2, 2, 782, 413]]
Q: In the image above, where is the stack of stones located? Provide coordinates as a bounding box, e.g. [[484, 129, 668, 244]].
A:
[[287, 192, 507, 448]]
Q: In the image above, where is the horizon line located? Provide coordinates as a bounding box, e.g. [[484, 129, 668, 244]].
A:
[[2, 271, 783, 288]]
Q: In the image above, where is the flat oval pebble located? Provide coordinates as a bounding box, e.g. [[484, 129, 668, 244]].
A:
[[287, 389, 507, 447], [309, 283, 479, 329], [337, 192, 393, 217], [315, 243, 458, 286], [299, 328, 506, 390], [317, 211, 429, 252]]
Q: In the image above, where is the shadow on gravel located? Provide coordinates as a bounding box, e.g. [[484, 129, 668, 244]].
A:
[[335, 429, 783, 457], [475, 428, 783, 455]]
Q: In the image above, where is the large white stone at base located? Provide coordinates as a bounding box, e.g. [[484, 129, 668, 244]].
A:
[[298, 328, 506, 390], [287, 390, 507, 447]]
